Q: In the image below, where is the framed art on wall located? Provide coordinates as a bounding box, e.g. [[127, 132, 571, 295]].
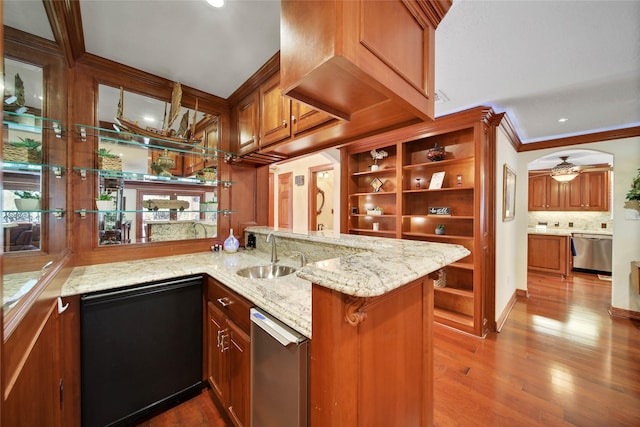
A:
[[503, 163, 516, 221]]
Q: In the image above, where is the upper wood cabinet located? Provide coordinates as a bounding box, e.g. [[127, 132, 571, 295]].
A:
[[280, 0, 450, 122], [565, 171, 609, 211], [528, 171, 609, 211], [528, 174, 563, 210], [260, 73, 291, 148], [236, 91, 260, 156]]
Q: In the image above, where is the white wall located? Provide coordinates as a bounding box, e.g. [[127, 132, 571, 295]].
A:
[[272, 149, 341, 233], [494, 126, 520, 322], [516, 136, 640, 313]]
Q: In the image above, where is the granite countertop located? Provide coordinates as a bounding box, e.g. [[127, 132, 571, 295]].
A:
[[527, 227, 613, 236], [61, 229, 470, 338]]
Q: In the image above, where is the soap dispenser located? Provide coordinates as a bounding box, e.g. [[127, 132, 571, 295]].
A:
[[224, 229, 240, 253]]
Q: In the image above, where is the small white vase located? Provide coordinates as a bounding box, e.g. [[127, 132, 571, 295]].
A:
[[95, 200, 114, 211], [224, 229, 240, 253], [371, 164, 380, 171]]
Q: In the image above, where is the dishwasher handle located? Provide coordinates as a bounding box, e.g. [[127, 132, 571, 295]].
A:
[[250, 308, 306, 347]]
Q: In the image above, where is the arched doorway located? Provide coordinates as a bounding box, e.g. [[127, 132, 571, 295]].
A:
[[527, 148, 613, 283]]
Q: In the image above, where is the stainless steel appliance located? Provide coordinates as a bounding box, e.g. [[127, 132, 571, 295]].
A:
[[250, 307, 309, 427], [572, 233, 613, 274]]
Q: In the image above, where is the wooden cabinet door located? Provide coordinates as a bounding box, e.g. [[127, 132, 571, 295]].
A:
[[546, 177, 563, 210], [207, 302, 229, 404], [582, 171, 609, 211], [529, 174, 563, 210], [260, 73, 291, 148], [564, 175, 584, 210], [292, 101, 334, 135], [528, 175, 548, 210], [528, 234, 570, 277], [236, 92, 259, 155], [227, 320, 251, 427], [204, 120, 220, 168]]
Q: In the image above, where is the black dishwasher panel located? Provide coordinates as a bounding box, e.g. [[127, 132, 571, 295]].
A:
[[81, 275, 203, 427]]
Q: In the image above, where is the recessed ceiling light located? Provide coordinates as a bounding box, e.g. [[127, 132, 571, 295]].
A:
[[558, 117, 569, 123], [206, 0, 224, 8]]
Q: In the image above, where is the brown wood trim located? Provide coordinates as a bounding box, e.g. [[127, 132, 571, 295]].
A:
[[417, 0, 453, 27], [516, 288, 528, 299], [495, 289, 518, 332], [344, 105, 495, 154], [76, 54, 229, 113], [497, 112, 523, 151], [3, 26, 63, 58], [519, 126, 640, 152], [608, 306, 640, 321], [43, 0, 85, 67], [227, 51, 280, 107]]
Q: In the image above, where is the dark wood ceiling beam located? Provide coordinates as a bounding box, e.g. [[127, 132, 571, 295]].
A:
[[42, 0, 85, 67]]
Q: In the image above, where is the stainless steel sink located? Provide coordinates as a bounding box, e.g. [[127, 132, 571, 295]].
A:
[[236, 264, 297, 279]]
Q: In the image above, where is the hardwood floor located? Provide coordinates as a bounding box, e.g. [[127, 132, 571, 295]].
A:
[[434, 272, 640, 427], [138, 271, 640, 426]]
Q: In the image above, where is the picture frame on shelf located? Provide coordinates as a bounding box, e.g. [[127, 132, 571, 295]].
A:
[[503, 163, 516, 221], [428, 171, 445, 189]]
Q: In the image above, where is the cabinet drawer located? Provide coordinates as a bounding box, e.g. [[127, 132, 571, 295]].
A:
[[207, 277, 251, 334]]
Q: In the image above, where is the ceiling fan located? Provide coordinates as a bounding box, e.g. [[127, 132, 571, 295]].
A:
[[528, 156, 613, 181]]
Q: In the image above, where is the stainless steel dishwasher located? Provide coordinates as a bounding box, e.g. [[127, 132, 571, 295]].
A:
[[572, 233, 613, 274], [250, 308, 309, 427]]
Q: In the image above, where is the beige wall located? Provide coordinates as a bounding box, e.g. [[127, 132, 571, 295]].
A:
[[272, 149, 341, 233], [494, 126, 520, 323], [516, 136, 640, 313]]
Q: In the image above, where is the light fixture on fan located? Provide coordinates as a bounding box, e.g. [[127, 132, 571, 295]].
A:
[[550, 156, 579, 182]]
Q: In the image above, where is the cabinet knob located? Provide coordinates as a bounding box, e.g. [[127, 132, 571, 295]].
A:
[[291, 115, 297, 123], [282, 119, 288, 128]]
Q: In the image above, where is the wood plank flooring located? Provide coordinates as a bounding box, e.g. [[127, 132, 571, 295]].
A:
[[138, 271, 640, 426]]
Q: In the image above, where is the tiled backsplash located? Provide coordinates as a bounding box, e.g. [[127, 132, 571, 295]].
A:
[[528, 211, 613, 231]]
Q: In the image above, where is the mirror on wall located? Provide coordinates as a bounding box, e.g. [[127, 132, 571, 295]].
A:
[[92, 84, 226, 246], [2, 58, 60, 313]]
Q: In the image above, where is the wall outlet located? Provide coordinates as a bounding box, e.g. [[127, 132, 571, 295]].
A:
[[568, 222, 574, 227]]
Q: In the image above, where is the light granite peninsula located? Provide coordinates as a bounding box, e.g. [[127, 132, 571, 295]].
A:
[[61, 228, 469, 426]]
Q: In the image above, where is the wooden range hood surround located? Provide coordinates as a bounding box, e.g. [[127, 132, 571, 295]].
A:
[[279, 0, 451, 156]]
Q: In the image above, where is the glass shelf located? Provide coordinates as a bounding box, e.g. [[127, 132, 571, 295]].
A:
[[73, 167, 233, 187], [4, 209, 65, 213], [3, 111, 64, 136], [4, 161, 66, 175], [76, 209, 234, 214], [75, 123, 236, 160]]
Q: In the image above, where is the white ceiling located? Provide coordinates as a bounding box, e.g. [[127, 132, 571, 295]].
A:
[[3, 0, 640, 146]]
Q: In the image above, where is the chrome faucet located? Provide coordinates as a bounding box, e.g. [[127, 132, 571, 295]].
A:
[[291, 251, 307, 267], [266, 232, 278, 263], [191, 222, 207, 238]]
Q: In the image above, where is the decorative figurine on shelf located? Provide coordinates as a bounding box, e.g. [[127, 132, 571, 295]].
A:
[[370, 149, 388, 171], [224, 229, 240, 253], [415, 178, 422, 189], [435, 224, 446, 235], [427, 143, 446, 162]]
